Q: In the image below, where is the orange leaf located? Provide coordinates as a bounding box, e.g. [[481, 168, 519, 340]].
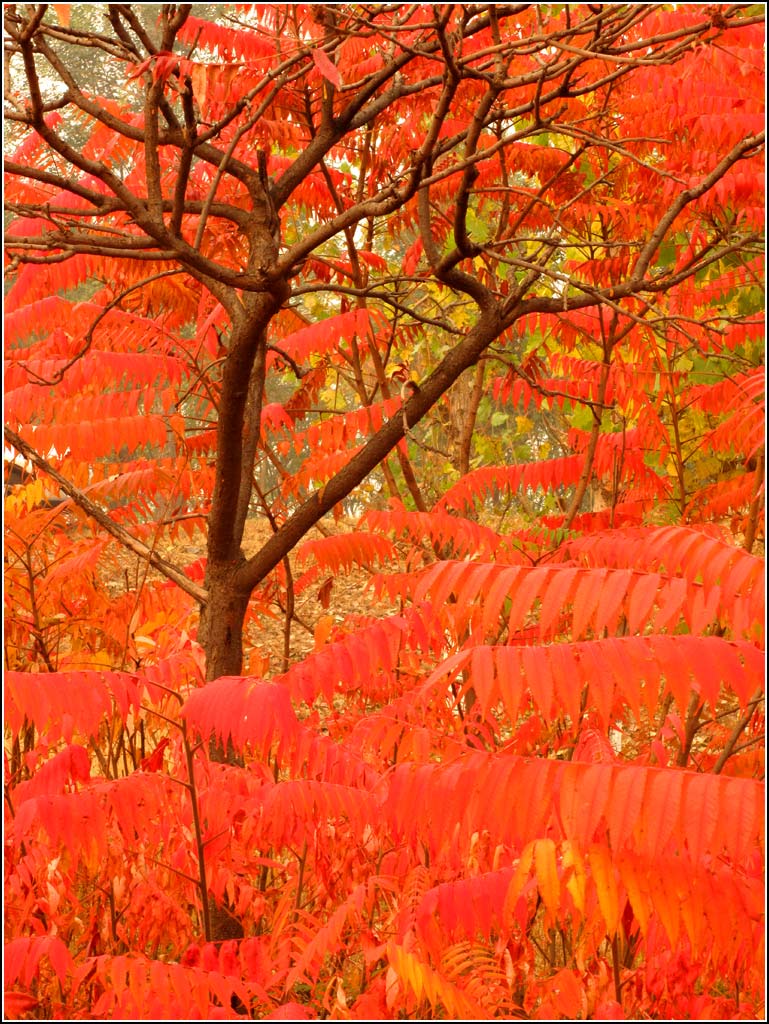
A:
[[589, 843, 621, 934], [314, 614, 334, 649], [534, 837, 560, 911]]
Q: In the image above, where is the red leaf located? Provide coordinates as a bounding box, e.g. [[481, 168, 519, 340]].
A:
[[607, 766, 646, 852], [522, 645, 554, 722], [350, 977, 391, 1019], [470, 645, 496, 714], [539, 566, 578, 638], [682, 772, 718, 865], [571, 568, 604, 639], [141, 737, 170, 772], [627, 572, 660, 634], [594, 570, 632, 636], [636, 769, 682, 858], [312, 48, 341, 87], [595, 999, 625, 1019], [4, 992, 40, 1016], [493, 647, 524, 723], [559, 763, 608, 844]]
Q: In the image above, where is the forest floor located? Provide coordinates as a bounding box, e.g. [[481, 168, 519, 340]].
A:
[[239, 516, 399, 670], [119, 512, 399, 673]]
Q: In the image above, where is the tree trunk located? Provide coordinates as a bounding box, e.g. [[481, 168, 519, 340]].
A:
[[199, 561, 251, 680], [456, 362, 485, 477]]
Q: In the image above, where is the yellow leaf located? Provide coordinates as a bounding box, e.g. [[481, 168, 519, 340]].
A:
[[133, 635, 157, 654], [563, 840, 587, 914], [335, 978, 348, 1011]]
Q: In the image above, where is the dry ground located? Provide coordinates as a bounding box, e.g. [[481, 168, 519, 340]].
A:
[[104, 513, 398, 672]]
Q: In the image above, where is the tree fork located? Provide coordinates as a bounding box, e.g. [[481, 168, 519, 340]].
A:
[[235, 303, 505, 599]]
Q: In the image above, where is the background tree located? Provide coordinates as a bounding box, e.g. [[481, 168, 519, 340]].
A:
[[4, 3, 765, 1019]]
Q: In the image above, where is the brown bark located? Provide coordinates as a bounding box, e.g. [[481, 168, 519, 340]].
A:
[[233, 302, 505, 602], [743, 451, 765, 553], [199, 563, 252, 681], [456, 362, 486, 478]]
